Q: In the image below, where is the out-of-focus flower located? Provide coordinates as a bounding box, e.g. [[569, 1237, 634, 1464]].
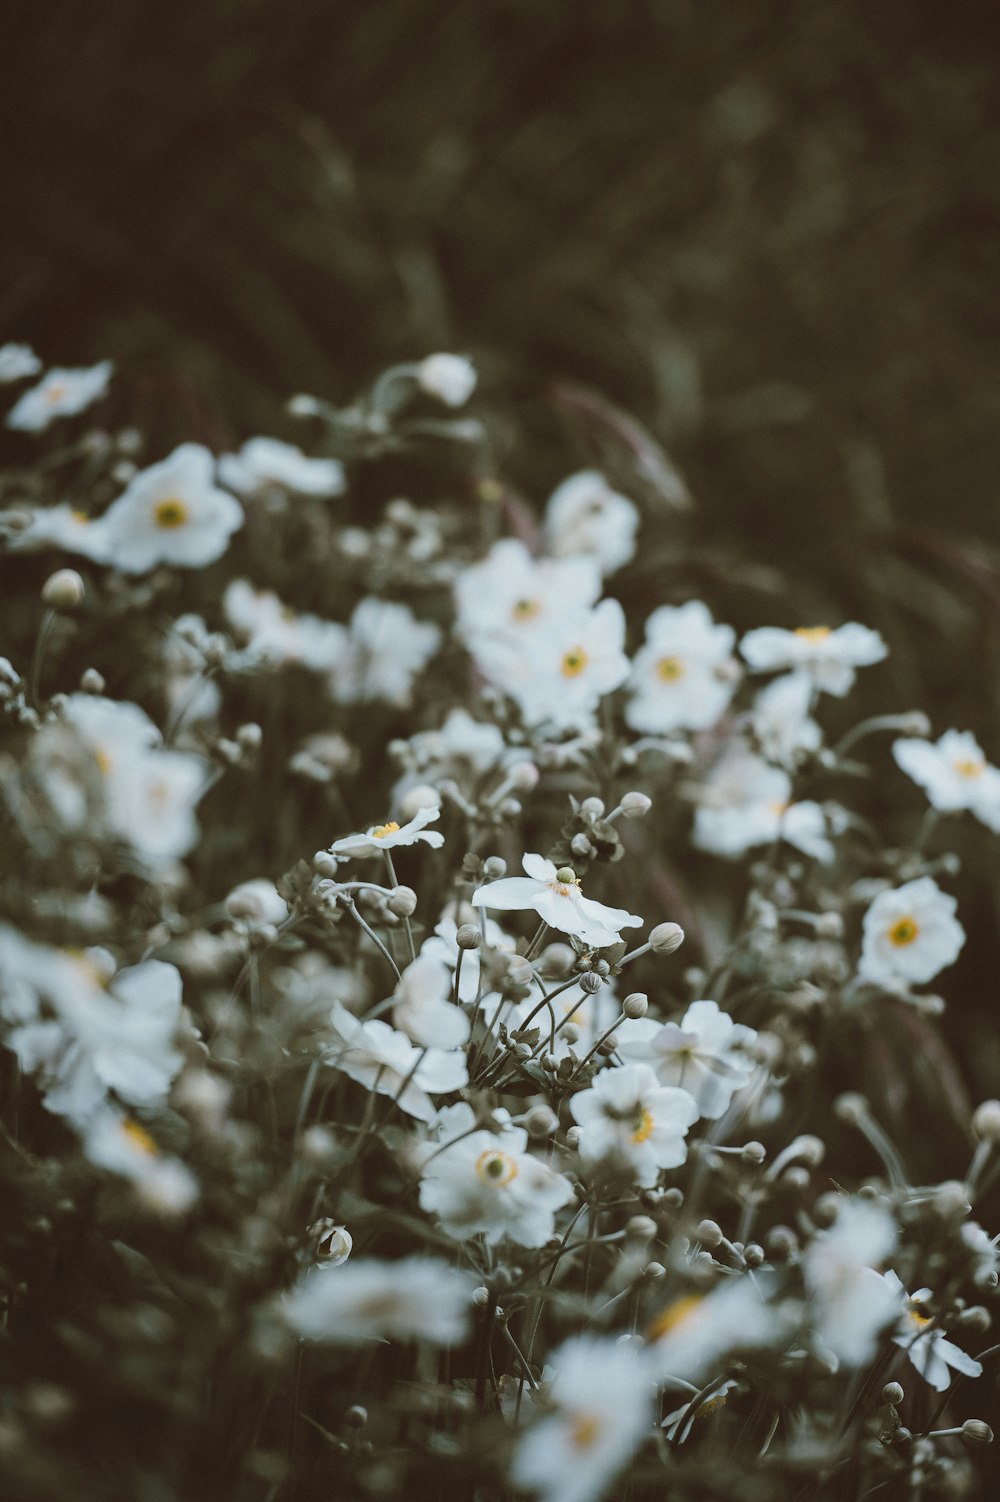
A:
[[218, 437, 346, 497], [0, 342, 42, 382], [224, 579, 349, 672], [569, 1063, 699, 1186], [325, 1001, 467, 1122], [225, 878, 289, 930], [6, 361, 112, 431], [472, 855, 642, 948], [12, 502, 114, 562], [510, 1334, 655, 1502], [858, 877, 965, 992], [283, 1256, 473, 1345], [740, 622, 887, 697], [692, 746, 833, 861], [329, 805, 443, 860], [454, 538, 601, 651], [803, 1199, 899, 1366], [882, 1271, 983, 1391], [418, 1102, 574, 1245], [617, 999, 757, 1120], [330, 597, 441, 707], [417, 353, 477, 407], [646, 1276, 785, 1385], [98, 444, 244, 573], [390, 955, 470, 1049], [893, 730, 1000, 831], [661, 1379, 738, 1442], [544, 470, 639, 575], [750, 673, 822, 766], [626, 601, 737, 734], [83, 1108, 198, 1216]]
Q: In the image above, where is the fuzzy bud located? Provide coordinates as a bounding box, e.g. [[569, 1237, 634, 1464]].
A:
[[344, 1406, 367, 1429], [622, 992, 648, 1020], [696, 1219, 724, 1249], [456, 923, 482, 951], [619, 791, 652, 818], [972, 1100, 1000, 1143], [570, 833, 594, 859], [744, 1243, 765, 1268], [42, 569, 85, 610], [472, 1286, 491, 1309], [643, 1261, 666, 1281], [564, 1125, 582, 1149], [399, 784, 441, 821], [882, 1381, 905, 1405], [236, 722, 263, 751], [539, 942, 575, 976], [288, 393, 322, 417], [741, 1141, 767, 1165], [510, 761, 540, 793], [579, 971, 603, 995], [961, 1420, 993, 1447], [579, 796, 605, 818], [766, 1226, 798, 1260], [626, 1215, 658, 1241], [649, 922, 685, 955], [957, 1305, 991, 1333], [523, 1105, 559, 1138], [482, 856, 507, 879], [782, 1166, 811, 1193], [313, 851, 338, 878], [900, 711, 932, 737], [934, 1180, 972, 1218], [506, 956, 533, 988], [561, 1023, 581, 1045], [387, 886, 418, 917], [834, 1092, 869, 1127], [80, 668, 105, 694]]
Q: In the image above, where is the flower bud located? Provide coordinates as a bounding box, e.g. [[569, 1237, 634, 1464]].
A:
[[782, 1166, 810, 1192], [288, 393, 322, 417], [882, 1381, 905, 1405], [744, 1243, 765, 1267], [399, 784, 441, 821], [506, 956, 533, 987], [482, 856, 507, 879], [570, 833, 594, 859], [510, 761, 540, 793], [555, 866, 577, 884], [834, 1092, 869, 1127], [649, 922, 685, 955], [972, 1100, 1000, 1143], [626, 1215, 658, 1241], [313, 851, 338, 878], [561, 1023, 581, 1045], [579, 971, 603, 994], [456, 923, 482, 950], [579, 797, 605, 818], [344, 1406, 367, 1429], [961, 1420, 993, 1447], [900, 711, 932, 737], [934, 1180, 972, 1218], [236, 722, 263, 751], [741, 1141, 766, 1165], [564, 1125, 582, 1149], [619, 791, 652, 818], [814, 912, 844, 940], [80, 668, 105, 694], [539, 942, 575, 977], [523, 1105, 558, 1138], [42, 569, 85, 610], [696, 1219, 724, 1249], [622, 993, 648, 1020], [957, 1305, 991, 1332], [387, 886, 418, 917], [766, 1225, 798, 1260], [472, 1286, 491, 1308], [644, 1261, 666, 1281]]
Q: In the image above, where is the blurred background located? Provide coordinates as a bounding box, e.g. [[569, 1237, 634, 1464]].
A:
[[3, 0, 1000, 1119]]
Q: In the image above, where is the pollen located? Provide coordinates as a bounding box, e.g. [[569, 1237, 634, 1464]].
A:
[[561, 646, 589, 677], [887, 917, 920, 947], [648, 1293, 703, 1342], [656, 655, 685, 682], [45, 383, 68, 405], [153, 496, 189, 529], [569, 1412, 601, 1450], [794, 626, 832, 643], [511, 597, 541, 621], [475, 1149, 518, 1187], [954, 758, 985, 779], [94, 746, 114, 776], [372, 821, 401, 839], [122, 1119, 158, 1156], [631, 1106, 655, 1144], [907, 1301, 933, 1329]]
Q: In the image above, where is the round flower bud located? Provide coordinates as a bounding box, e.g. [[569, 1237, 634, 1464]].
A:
[[524, 1105, 559, 1138], [741, 1141, 767, 1165], [506, 956, 533, 987], [539, 943, 575, 977], [834, 1092, 869, 1127], [564, 1126, 582, 1149], [766, 1225, 798, 1260], [782, 1166, 810, 1193], [498, 797, 522, 818], [626, 1215, 658, 1241], [972, 1100, 1000, 1143], [961, 1420, 993, 1447], [555, 866, 577, 885], [643, 1261, 666, 1281], [744, 1243, 765, 1268], [790, 1134, 826, 1168], [80, 668, 105, 694], [236, 722, 263, 751], [622, 993, 648, 1020], [344, 1406, 367, 1429], [579, 796, 605, 818], [561, 1023, 580, 1045], [957, 1305, 991, 1333], [661, 1187, 684, 1208], [472, 1286, 491, 1308], [649, 922, 685, 955], [288, 393, 322, 417], [900, 711, 932, 737], [313, 851, 338, 878], [483, 856, 507, 879], [619, 791, 652, 818], [399, 784, 441, 821], [300, 1125, 339, 1166], [881, 1381, 905, 1406], [934, 1180, 972, 1218], [42, 569, 85, 611], [579, 971, 603, 995], [696, 1219, 724, 1249], [387, 886, 418, 917], [570, 833, 594, 859], [510, 761, 540, 794], [456, 923, 482, 951]]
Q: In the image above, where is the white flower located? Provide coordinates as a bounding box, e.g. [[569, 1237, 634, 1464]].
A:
[[329, 805, 444, 860], [225, 878, 289, 929], [662, 1379, 738, 1442], [544, 470, 639, 575], [12, 502, 114, 562], [569, 1063, 698, 1187], [472, 855, 642, 948], [98, 443, 244, 573], [418, 1102, 574, 1246], [626, 601, 738, 734], [217, 437, 346, 497], [420, 908, 515, 1005], [224, 579, 349, 672], [475, 599, 630, 732], [510, 1335, 655, 1502], [803, 1199, 900, 1366], [390, 955, 470, 1049], [893, 730, 1000, 831], [617, 1000, 757, 1120], [692, 746, 834, 862], [454, 538, 601, 651], [751, 673, 822, 767], [740, 622, 887, 697], [84, 1108, 198, 1217], [283, 1256, 473, 1346], [325, 1002, 467, 1123], [417, 353, 477, 407], [646, 1276, 785, 1385], [858, 877, 965, 992], [330, 598, 441, 706], [6, 361, 112, 431], [0, 343, 42, 382], [882, 1271, 983, 1392]]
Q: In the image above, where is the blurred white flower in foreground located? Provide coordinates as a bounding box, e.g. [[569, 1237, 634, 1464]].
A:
[[646, 1275, 786, 1385], [283, 1256, 473, 1346], [858, 877, 965, 992], [510, 1334, 654, 1502], [6, 361, 112, 431], [803, 1199, 899, 1366], [544, 470, 639, 575], [418, 1101, 574, 1245], [0, 342, 42, 382], [473, 854, 642, 947], [740, 622, 887, 697], [325, 1001, 467, 1122], [224, 579, 348, 671], [99, 443, 244, 573], [455, 538, 601, 652], [617, 999, 757, 1120], [417, 353, 477, 407], [570, 1063, 698, 1186], [893, 729, 1000, 831], [12, 501, 114, 562], [84, 1108, 198, 1217], [329, 805, 443, 860], [881, 1270, 983, 1391], [692, 745, 833, 862], [390, 954, 470, 1049], [750, 672, 822, 767], [218, 437, 346, 497], [330, 597, 441, 707], [626, 601, 738, 734]]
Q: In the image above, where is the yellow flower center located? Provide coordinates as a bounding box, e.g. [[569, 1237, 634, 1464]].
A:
[[372, 822, 401, 839], [45, 383, 68, 405], [154, 497, 189, 530], [887, 917, 920, 947], [561, 647, 589, 678], [907, 1301, 932, 1329], [511, 597, 541, 622], [954, 758, 984, 779], [569, 1413, 601, 1450], [94, 746, 114, 776], [71, 509, 90, 524], [475, 1150, 518, 1187], [122, 1119, 158, 1156], [794, 626, 832, 643], [656, 655, 685, 682], [648, 1293, 704, 1342], [631, 1107, 655, 1144]]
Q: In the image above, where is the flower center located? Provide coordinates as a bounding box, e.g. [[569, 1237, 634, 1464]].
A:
[[887, 917, 920, 947], [648, 1293, 704, 1342], [561, 647, 589, 678], [907, 1301, 932, 1329], [954, 757, 984, 779], [569, 1413, 601, 1450], [372, 821, 401, 839], [45, 383, 68, 405], [94, 746, 114, 776], [631, 1106, 655, 1144], [154, 497, 189, 530], [551, 865, 580, 898], [656, 655, 685, 682], [794, 626, 832, 643], [122, 1119, 158, 1156], [475, 1149, 518, 1187], [511, 597, 541, 622]]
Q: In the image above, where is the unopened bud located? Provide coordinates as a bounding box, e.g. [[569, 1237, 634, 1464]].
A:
[[649, 922, 685, 955], [80, 668, 105, 694], [288, 393, 322, 418], [506, 956, 533, 987], [570, 833, 594, 859], [236, 722, 263, 751], [626, 1215, 657, 1241], [696, 1219, 724, 1249], [882, 1381, 905, 1406], [957, 1305, 991, 1333], [579, 971, 603, 994], [387, 886, 418, 917], [619, 791, 652, 818], [399, 784, 441, 821], [741, 1141, 766, 1165], [579, 797, 605, 818], [900, 712, 932, 737], [972, 1100, 1000, 1143], [961, 1420, 993, 1447], [564, 1126, 582, 1149], [744, 1243, 765, 1267], [766, 1225, 798, 1259], [472, 1286, 491, 1308], [313, 851, 338, 878], [561, 1023, 580, 1045], [510, 762, 540, 793], [539, 943, 575, 976], [42, 569, 85, 610], [835, 1092, 869, 1127], [622, 993, 648, 1020], [644, 1261, 666, 1281], [814, 912, 844, 940], [456, 924, 481, 950], [344, 1405, 367, 1429], [934, 1180, 972, 1218], [523, 1105, 558, 1138], [483, 856, 507, 879]]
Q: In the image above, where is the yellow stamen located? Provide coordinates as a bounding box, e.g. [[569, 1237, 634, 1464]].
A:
[[511, 597, 541, 622], [656, 655, 685, 682], [954, 758, 984, 779], [372, 821, 401, 839], [648, 1293, 703, 1342], [569, 1413, 601, 1450], [794, 626, 832, 643], [122, 1119, 158, 1156], [887, 917, 919, 947], [561, 647, 589, 678], [475, 1150, 518, 1187], [153, 497, 189, 530], [631, 1107, 655, 1144], [94, 746, 113, 776]]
